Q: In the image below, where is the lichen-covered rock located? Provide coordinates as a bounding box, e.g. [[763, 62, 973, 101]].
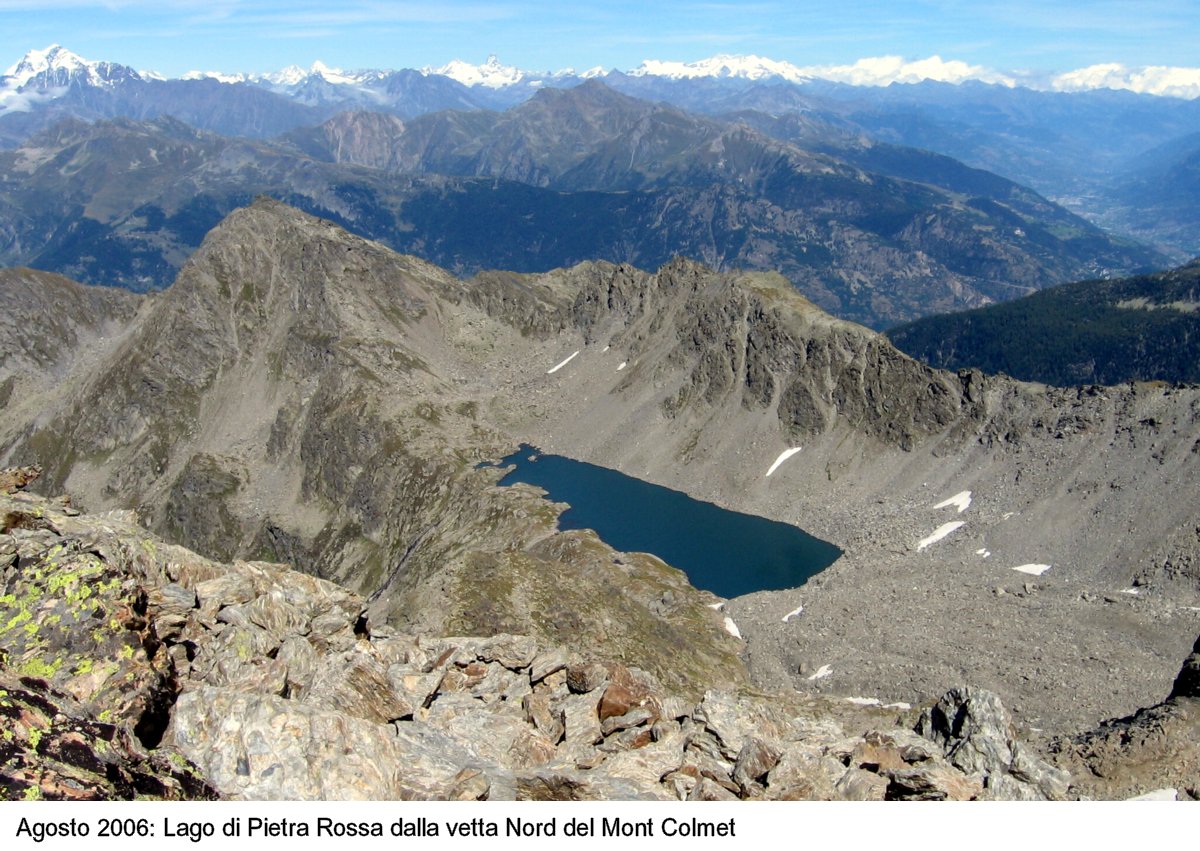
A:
[[0, 674, 215, 801]]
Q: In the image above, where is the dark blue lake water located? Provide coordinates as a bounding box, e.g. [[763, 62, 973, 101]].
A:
[[487, 444, 841, 599]]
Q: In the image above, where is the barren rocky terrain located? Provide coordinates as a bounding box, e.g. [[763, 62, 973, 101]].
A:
[[2, 199, 1198, 797]]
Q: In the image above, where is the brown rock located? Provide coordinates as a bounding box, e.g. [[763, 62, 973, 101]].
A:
[[566, 662, 609, 694], [598, 682, 638, 720], [0, 465, 41, 494], [886, 763, 983, 800], [687, 776, 740, 801]]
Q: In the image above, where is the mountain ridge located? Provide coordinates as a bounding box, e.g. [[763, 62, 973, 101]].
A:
[[2, 199, 1197, 740]]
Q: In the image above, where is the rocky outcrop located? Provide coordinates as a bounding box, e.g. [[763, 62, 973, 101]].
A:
[[1048, 634, 1200, 800], [915, 687, 1070, 800], [1171, 635, 1200, 700], [2, 479, 1068, 800]]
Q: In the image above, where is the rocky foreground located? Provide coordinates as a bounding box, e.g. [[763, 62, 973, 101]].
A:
[[1, 472, 1196, 800]]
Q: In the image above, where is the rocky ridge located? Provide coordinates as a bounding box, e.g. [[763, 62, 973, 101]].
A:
[[6, 476, 1135, 801]]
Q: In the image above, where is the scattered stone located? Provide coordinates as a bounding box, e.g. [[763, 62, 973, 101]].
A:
[[566, 662, 609, 694]]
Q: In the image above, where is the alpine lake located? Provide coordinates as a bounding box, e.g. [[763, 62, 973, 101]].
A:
[[486, 445, 842, 599]]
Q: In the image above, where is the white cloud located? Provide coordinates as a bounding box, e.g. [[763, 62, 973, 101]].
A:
[[793, 54, 1015, 87], [1052, 63, 1200, 98]]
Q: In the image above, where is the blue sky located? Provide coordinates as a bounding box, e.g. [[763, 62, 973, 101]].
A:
[[2, 0, 1197, 76]]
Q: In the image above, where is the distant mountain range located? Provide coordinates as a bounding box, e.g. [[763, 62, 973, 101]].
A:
[[3, 45, 1200, 260], [0, 80, 1164, 328], [888, 258, 1200, 386]]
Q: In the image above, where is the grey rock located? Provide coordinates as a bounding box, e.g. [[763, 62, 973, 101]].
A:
[[916, 686, 1069, 800], [600, 706, 655, 737], [146, 582, 197, 641], [560, 691, 603, 746], [833, 767, 889, 801], [732, 737, 782, 794], [478, 634, 539, 670], [528, 648, 569, 683], [166, 687, 462, 800], [523, 692, 565, 744], [693, 690, 750, 757], [305, 650, 414, 724]]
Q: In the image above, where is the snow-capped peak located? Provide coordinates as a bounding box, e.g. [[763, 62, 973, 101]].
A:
[[4, 44, 138, 89], [629, 54, 812, 84], [258, 64, 309, 86], [6, 44, 88, 83], [310, 60, 357, 85], [424, 55, 526, 89]]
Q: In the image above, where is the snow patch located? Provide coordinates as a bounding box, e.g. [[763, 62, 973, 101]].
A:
[[765, 447, 802, 477], [723, 617, 742, 640], [934, 490, 972, 513], [616, 361, 627, 371], [807, 664, 832, 681], [844, 696, 880, 706], [707, 601, 725, 611], [885, 702, 912, 710], [1126, 788, 1178, 801], [782, 605, 804, 623], [976, 548, 991, 558], [1118, 588, 1140, 596], [546, 350, 580, 374], [602, 345, 609, 352], [917, 521, 965, 551], [1012, 564, 1051, 576]]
